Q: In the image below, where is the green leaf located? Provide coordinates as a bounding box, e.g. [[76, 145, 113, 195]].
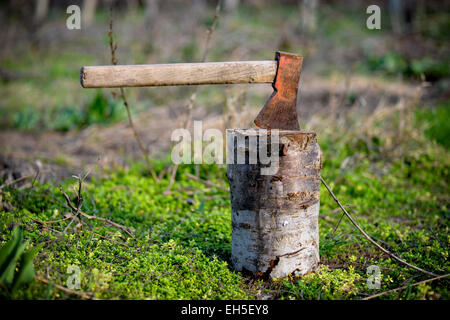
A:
[[0, 227, 28, 287], [11, 246, 39, 291], [0, 229, 19, 269]]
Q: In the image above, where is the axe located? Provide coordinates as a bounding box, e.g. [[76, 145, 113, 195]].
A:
[[80, 51, 303, 130]]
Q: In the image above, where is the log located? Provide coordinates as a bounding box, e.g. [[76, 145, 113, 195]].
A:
[[82, 0, 97, 27], [80, 61, 277, 88], [227, 129, 321, 278]]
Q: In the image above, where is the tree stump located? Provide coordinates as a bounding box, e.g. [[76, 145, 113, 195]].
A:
[[226, 129, 321, 278]]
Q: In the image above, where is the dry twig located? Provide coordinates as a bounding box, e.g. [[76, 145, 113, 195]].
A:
[[108, 7, 159, 182], [85, 229, 131, 248], [185, 172, 228, 191], [60, 187, 135, 239], [320, 176, 438, 278], [363, 273, 450, 300], [0, 175, 32, 190], [165, 0, 223, 194], [35, 275, 96, 300], [59, 174, 135, 239]]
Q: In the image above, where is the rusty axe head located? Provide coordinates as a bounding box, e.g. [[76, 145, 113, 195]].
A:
[[254, 51, 303, 130]]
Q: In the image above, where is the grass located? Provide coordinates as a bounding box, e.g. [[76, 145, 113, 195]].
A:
[[1, 101, 449, 300], [0, 2, 449, 300], [9, 90, 132, 132]]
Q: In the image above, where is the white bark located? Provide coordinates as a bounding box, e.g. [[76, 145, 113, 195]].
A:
[[227, 129, 321, 278]]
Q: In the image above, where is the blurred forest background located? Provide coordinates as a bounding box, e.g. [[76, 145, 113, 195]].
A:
[[0, 0, 448, 177], [0, 0, 449, 300]]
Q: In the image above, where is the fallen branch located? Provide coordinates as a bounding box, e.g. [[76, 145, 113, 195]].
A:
[[0, 175, 32, 190], [164, 164, 179, 196], [60, 187, 135, 239], [85, 229, 131, 248], [185, 172, 228, 191], [22, 211, 71, 226], [37, 217, 72, 224], [320, 176, 438, 278], [35, 275, 95, 300], [363, 273, 450, 300]]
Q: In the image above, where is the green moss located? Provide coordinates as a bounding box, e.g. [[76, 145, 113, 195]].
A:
[[280, 266, 362, 300], [0, 3, 448, 297], [1, 119, 448, 299]]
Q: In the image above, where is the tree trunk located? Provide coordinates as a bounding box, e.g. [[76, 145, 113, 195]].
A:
[[300, 0, 318, 34], [34, 0, 49, 23], [144, 0, 159, 30], [224, 0, 240, 12], [227, 129, 321, 278], [82, 0, 98, 27]]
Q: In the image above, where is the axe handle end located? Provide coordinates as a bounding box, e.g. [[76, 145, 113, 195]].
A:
[[80, 61, 277, 88]]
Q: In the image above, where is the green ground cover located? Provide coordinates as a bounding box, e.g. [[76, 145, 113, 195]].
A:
[[1, 103, 448, 300]]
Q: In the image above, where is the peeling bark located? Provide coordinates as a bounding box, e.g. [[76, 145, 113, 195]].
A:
[[227, 129, 321, 278]]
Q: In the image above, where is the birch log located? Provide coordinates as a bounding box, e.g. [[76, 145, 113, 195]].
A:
[[80, 61, 277, 88], [227, 129, 321, 278]]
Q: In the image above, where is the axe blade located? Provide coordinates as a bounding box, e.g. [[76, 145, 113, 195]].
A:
[[254, 51, 303, 130]]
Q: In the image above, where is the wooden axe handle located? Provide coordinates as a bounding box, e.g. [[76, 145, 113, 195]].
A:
[[81, 61, 277, 88]]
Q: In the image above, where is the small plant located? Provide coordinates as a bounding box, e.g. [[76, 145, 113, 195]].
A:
[[0, 226, 38, 297], [362, 52, 450, 81], [12, 108, 41, 131], [83, 90, 125, 127]]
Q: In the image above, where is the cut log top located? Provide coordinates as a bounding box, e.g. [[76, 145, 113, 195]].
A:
[[80, 61, 277, 88], [229, 129, 317, 148]]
